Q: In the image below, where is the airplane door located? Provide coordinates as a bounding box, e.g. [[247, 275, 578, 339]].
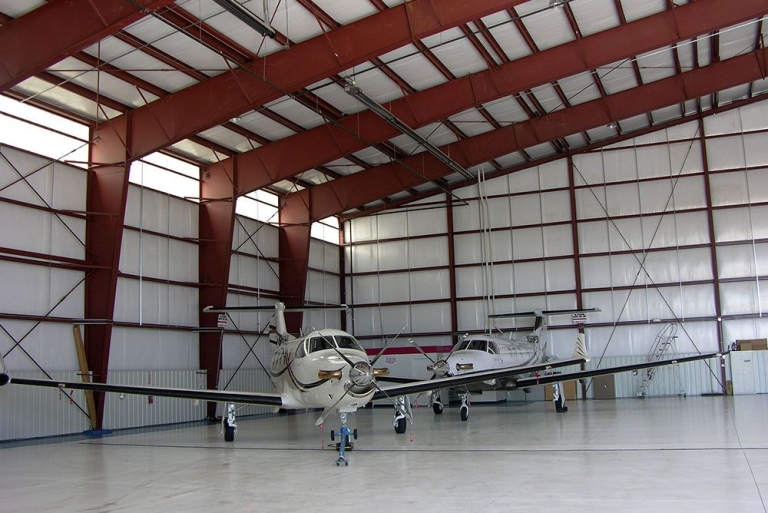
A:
[[730, 351, 756, 395]]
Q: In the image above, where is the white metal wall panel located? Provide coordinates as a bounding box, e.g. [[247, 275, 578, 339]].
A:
[[408, 237, 449, 268], [0, 371, 91, 440], [545, 259, 575, 291], [308, 238, 339, 273], [538, 160, 569, 189], [233, 216, 279, 258], [509, 194, 542, 226], [457, 299, 488, 332], [113, 278, 198, 326], [452, 198, 481, 232], [607, 218, 643, 251], [602, 147, 638, 182], [578, 220, 609, 254], [513, 261, 545, 294], [543, 224, 573, 257], [409, 302, 451, 333], [639, 179, 674, 213], [706, 135, 746, 170], [410, 269, 450, 301], [540, 190, 571, 222], [378, 273, 409, 303], [407, 206, 447, 236], [575, 186, 608, 219], [305, 269, 340, 305], [579, 256, 612, 289], [453, 232, 482, 265], [0, 200, 85, 260], [348, 243, 378, 274], [377, 240, 408, 271], [717, 244, 758, 279], [508, 166, 541, 193], [350, 306, 382, 337], [671, 175, 706, 209], [377, 211, 408, 239], [512, 227, 543, 260], [722, 318, 768, 349], [119, 230, 197, 281], [304, 309, 343, 333], [455, 266, 484, 299], [0, 262, 84, 318], [712, 207, 758, 242], [0, 321, 81, 371], [720, 281, 764, 316], [350, 274, 379, 304], [124, 187, 198, 239], [109, 327, 198, 370], [229, 252, 280, 293]]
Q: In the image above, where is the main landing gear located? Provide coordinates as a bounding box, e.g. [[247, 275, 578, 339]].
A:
[[223, 403, 237, 442], [333, 411, 357, 466], [459, 392, 470, 421], [393, 395, 412, 434], [552, 382, 568, 413]]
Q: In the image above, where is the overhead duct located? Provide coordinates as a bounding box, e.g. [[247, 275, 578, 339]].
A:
[[212, 0, 276, 39], [345, 78, 474, 180]]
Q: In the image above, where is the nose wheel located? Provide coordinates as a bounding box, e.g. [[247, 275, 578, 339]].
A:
[[393, 395, 412, 434], [459, 393, 470, 421]]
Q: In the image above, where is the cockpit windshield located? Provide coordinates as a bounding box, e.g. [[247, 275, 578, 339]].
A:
[[335, 336, 364, 352], [303, 335, 364, 355]]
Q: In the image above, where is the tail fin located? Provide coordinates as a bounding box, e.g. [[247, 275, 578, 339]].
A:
[[572, 333, 591, 362], [0, 351, 9, 386]]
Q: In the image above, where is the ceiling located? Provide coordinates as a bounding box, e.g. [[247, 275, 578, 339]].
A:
[[2, 0, 767, 220]]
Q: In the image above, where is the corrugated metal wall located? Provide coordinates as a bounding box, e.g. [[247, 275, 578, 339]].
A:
[[0, 372, 90, 440], [102, 370, 208, 430]]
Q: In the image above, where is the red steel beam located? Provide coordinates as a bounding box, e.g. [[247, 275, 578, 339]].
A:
[[302, 46, 768, 220], [222, 0, 768, 195], [0, 0, 177, 91], [278, 194, 312, 331], [198, 158, 238, 419], [84, 116, 133, 429], [116, 0, 531, 160]]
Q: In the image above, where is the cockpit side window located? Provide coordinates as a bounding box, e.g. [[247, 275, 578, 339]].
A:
[[307, 337, 334, 353], [488, 342, 499, 354], [467, 340, 487, 352], [296, 341, 307, 358], [335, 336, 363, 352]]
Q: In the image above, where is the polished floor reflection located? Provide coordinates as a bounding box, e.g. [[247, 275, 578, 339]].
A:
[[1, 395, 766, 512]]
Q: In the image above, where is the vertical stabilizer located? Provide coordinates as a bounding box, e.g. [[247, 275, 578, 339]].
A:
[[0, 351, 9, 386]]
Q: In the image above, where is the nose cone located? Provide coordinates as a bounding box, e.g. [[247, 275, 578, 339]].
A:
[[428, 359, 450, 376], [349, 361, 374, 388]]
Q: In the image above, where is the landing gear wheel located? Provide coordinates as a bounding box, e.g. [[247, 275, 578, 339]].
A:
[[394, 416, 407, 434], [330, 430, 336, 441], [432, 402, 443, 414], [353, 428, 358, 440], [223, 419, 235, 442], [460, 405, 469, 422]]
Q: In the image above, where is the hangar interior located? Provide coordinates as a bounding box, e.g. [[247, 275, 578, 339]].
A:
[[0, 0, 768, 510]]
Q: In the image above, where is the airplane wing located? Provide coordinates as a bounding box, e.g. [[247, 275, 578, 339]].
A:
[[2, 375, 283, 407], [513, 352, 723, 389], [372, 355, 586, 400]]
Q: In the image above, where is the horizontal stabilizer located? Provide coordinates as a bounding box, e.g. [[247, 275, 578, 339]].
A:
[[514, 352, 723, 389], [489, 308, 600, 319], [204, 303, 348, 313]]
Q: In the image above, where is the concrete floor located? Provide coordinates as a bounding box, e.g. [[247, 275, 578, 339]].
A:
[[1, 395, 767, 512]]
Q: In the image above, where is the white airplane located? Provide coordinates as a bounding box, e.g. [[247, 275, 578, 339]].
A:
[[0, 302, 600, 466], [409, 308, 721, 421]]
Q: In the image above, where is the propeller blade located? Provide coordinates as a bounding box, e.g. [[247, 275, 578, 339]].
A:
[[314, 384, 353, 426], [371, 324, 408, 367], [408, 339, 435, 364]]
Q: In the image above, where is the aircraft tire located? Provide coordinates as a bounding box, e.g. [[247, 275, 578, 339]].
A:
[[224, 420, 235, 442], [460, 405, 469, 421], [433, 402, 443, 415], [353, 428, 358, 440], [330, 430, 335, 441], [394, 417, 407, 434]]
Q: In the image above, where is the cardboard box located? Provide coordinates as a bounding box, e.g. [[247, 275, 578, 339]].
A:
[[545, 380, 576, 401], [737, 339, 768, 351]]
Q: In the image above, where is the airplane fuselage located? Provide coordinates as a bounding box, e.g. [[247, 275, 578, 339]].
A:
[[269, 328, 375, 411], [434, 334, 540, 378]]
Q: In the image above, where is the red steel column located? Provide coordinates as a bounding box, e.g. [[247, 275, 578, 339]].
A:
[[85, 117, 133, 429], [278, 195, 312, 334], [199, 160, 237, 418]]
